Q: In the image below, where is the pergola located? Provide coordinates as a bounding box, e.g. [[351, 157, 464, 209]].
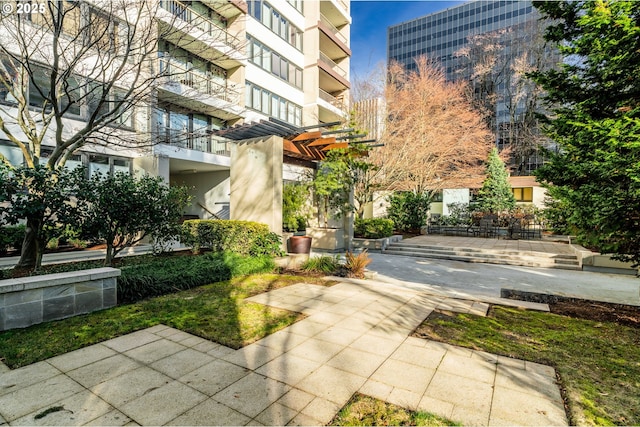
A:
[[213, 117, 375, 164]]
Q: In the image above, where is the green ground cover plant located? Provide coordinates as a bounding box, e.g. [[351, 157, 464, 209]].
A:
[[330, 393, 461, 426], [300, 255, 341, 274], [117, 251, 275, 303], [414, 306, 640, 426], [0, 274, 335, 369]]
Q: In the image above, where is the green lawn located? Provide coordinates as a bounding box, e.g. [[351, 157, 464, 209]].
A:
[[330, 393, 461, 426], [414, 307, 640, 426], [0, 274, 335, 369]]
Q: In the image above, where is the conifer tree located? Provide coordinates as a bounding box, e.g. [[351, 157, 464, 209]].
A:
[[476, 148, 516, 213], [531, 0, 640, 265]]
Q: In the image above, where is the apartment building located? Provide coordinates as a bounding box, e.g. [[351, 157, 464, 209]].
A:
[[387, 0, 557, 175], [0, 0, 351, 222]]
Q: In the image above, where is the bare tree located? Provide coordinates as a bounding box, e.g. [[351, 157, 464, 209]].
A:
[[0, 0, 244, 268], [374, 57, 493, 196]]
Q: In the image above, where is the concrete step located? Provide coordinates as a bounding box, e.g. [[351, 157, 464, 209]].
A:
[[382, 244, 580, 270], [386, 243, 576, 260]]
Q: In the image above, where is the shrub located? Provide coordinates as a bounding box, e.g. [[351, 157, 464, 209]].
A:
[[0, 225, 25, 254], [46, 237, 59, 250], [344, 250, 372, 279], [118, 251, 275, 303], [387, 191, 432, 232], [250, 232, 285, 257], [181, 219, 282, 257], [76, 172, 192, 266], [300, 255, 341, 274], [354, 218, 394, 239], [283, 182, 310, 232]]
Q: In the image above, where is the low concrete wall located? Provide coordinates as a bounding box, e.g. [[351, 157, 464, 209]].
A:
[[569, 238, 638, 275], [307, 227, 345, 252], [352, 235, 403, 252], [0, 268, 120, 331]]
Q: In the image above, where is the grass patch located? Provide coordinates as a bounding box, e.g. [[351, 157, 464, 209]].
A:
[[329, 393, 461, 426], [0, 274, 334, 369], [414, 307, 640, 426]]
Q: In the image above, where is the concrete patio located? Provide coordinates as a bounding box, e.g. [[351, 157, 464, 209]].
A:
[[0, 279, 567, 426]]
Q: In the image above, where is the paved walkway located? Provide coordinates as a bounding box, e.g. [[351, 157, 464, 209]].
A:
[[400, 235, 576, 256], [0, 280, 567, 426]]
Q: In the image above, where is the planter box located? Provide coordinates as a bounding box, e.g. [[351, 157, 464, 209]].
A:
[[582, 253, 638, 275], [0, 268, 120, 331], [569, 239, 638, 275], [274, 254, 309, 270], [352, 235, 403, 252], [306, 227, 345, 251]]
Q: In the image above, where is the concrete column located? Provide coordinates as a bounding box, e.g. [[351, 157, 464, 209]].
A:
[[230, 136, 283, 234], [343, 187, 354, 252], [133, 154, 170, 182]]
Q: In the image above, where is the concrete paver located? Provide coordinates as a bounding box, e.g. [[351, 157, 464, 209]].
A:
[[0, 279, 568, 426], [213, 373, 290, 418], [89, 366, 172, 407], [11, 389, 113, 426]]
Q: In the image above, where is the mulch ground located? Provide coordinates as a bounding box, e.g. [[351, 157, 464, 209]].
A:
[[550, 299, 640, 328], [501, 289, 640, 328]]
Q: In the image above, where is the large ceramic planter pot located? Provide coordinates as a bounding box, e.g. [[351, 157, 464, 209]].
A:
[[288, 235, 312, 254]]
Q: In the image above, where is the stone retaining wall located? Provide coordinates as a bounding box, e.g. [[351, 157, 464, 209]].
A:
[[0, 268, 120, 331]]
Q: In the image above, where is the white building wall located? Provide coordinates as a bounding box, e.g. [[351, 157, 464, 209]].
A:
[[442, 189, 470, 216]]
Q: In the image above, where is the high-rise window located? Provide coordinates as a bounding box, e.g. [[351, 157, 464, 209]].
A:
[[248, 1, 303, 50], [248, 37, 303, 89], [245, 81, 302, 126]]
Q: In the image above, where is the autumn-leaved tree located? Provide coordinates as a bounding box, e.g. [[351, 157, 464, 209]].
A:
[[377, 57, 492, 196], [0, 0, 236, 269]]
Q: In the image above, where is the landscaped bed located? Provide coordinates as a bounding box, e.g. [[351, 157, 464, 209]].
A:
[[413, 300, 640, 426]]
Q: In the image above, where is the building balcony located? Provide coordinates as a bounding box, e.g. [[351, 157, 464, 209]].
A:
[[319, 14, 351, 59], [157, 127, 231, 157], [320, 0, 350, 27], [202, 0, 247, 19], [318, 89, 347, 122], [318, 53, 350, 92], [158, 58, 244, 120], [157, 0, 245, 69]]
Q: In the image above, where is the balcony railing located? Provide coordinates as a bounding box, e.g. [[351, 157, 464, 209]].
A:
[[159, 0, 243, 51], [159, 58, 242, 105], [337, 0, 349, 13], [158, 127, 231, 156], [319, 13, 348, 45], [319, 52, 348, 80], [319, 89, 346, 111]]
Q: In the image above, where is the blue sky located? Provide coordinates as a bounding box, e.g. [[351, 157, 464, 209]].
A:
[[350, 1, 465, 79]]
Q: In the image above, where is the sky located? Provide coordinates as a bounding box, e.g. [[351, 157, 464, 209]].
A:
[[349, 1, 465, 79]]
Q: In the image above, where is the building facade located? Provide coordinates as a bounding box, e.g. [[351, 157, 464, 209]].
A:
[[0, 0, 351, 225], [387, 0, 557, 175]]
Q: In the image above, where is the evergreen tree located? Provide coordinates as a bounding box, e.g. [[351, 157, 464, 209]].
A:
[[477, 148, 516, 213], [531, 1, 640, 264]]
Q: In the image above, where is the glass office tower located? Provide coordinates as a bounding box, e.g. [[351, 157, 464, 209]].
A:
[[387, 1, 558, 175]]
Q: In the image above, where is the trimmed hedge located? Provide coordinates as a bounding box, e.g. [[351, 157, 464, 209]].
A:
[[118, 251, 275, 303], [354, 218, 395, 239], [181, 219, 283, 257]]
